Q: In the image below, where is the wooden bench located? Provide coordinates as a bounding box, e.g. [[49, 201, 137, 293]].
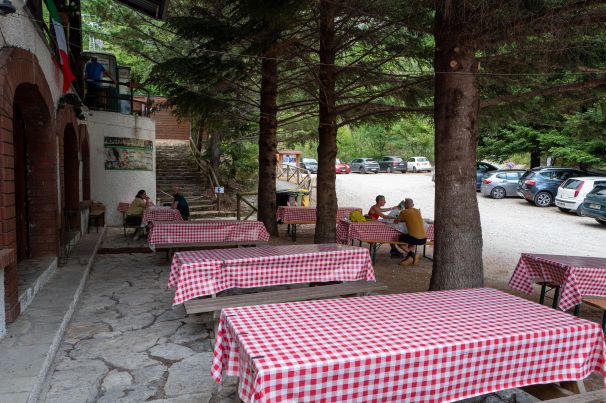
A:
[[88, 201, 105, 233], [155, 240, 268, 260], [361, 239, 427, 265], [582, 298, 606, 333], [184, 281, 387, 332], [544, 389, 606, 402]]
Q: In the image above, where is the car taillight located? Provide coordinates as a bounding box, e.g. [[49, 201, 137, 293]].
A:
[[525, 179, 536, 186], [574, 181, 585, 197], [483, 179, 492, 184]]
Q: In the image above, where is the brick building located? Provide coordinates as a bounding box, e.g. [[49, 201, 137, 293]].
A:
[[135, 96, 193, 141], [0, 0, 162, 336]]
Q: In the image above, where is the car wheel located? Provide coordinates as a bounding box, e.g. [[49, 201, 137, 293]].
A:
[[557, 207, 570, 213], [576, 206, 584, 216], [534, 191, 553, 207], [386, 167, 392, 173], [412, 167, 417, 173], [360, 167, 366, 174], [490, 187, 506, 199], [597, 219, 606, 225]]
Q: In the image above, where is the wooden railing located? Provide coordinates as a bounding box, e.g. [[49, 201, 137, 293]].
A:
[[188, 138, 222, 211], [276, 164, 312, 195], [236, 192, 258, 221]]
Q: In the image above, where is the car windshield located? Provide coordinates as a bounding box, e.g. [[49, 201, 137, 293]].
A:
[[590, 186, 606, 196], [520, 171, 534, 180], [335, 159, 342, 164], [302, 158, 317, 164], [365, 159, 378, 163], [417, 157, 428, 162], [563, 179, 582, 189], [393, 157, 403, 162]]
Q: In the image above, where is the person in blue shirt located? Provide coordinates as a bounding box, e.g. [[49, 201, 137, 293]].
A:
[[84, 56, 114, 108], [171, 186, 190, 220]]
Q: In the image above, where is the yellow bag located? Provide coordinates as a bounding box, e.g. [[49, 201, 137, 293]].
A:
[[349, 211, 366, 222]]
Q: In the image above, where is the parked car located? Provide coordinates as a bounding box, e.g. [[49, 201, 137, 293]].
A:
[[580, 185, 606, 225], [349, 158, 380, 174], [555, 177, 606, 215], [517, 167, 587, 207], [300, 157, 318, 173], [480, 170, 526, 199], [377, 156, 407, 173], [407, 156, 432, 173], [476, 162, 499, 191], [335, 158, 350, 174]]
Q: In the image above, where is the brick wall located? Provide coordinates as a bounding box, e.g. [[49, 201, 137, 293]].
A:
[[135, 96, 191, 141], [0, 48, 80, 322]]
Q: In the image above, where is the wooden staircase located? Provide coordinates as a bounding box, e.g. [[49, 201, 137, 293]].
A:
[[155, 141, 235, 219]]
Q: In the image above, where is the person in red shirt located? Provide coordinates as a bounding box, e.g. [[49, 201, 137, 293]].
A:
[[368, 195, 403, 258]]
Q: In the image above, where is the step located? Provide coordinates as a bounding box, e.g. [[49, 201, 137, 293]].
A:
[[189, 210, 238, 218]]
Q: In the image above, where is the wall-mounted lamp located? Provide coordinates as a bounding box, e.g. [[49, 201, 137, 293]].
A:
[[0, 0, 16, 15]]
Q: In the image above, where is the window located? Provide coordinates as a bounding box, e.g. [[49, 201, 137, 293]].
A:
[[539, 171, 555, 179], [496, 173, 507, 179], [408, 158, 415, 162], [563, 179, 583, 189], [418, 157, 428, 162], [506, 172, 520, 181]]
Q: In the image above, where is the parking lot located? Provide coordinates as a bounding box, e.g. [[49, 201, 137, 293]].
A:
[[329, 171, 606, 288]]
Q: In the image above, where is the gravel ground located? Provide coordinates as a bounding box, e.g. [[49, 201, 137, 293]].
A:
[[320, 171, 606, 289]]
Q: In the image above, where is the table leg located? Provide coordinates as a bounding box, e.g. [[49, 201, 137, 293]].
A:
[[539, 283, 547, 305], [552, 286, 560, 309], [369, 243, 377, 264], [291, 224, 297, 242], [287, 224, 290, 235]]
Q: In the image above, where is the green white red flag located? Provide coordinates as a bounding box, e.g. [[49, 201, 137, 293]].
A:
[[44, 0, 76, 93]]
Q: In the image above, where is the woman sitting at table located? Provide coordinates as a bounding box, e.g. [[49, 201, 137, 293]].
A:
[[126, 189, 153, 240]]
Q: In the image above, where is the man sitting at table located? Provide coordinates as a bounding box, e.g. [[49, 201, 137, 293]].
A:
[[368, 195, 404, 258], [171, 186, 190, 220], [393, 198, 426, 265]]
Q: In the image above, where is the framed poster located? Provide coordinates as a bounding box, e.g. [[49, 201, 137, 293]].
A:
[[104, 137, 153, 171]]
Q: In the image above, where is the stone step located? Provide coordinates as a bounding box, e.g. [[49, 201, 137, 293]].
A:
[[189, 210, 238, 218]]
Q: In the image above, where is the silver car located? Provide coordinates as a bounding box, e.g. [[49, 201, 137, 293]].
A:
[[349, 158, 380, 174], [481, 170, 526, 199]]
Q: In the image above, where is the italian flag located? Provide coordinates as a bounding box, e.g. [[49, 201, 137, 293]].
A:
[[45, 0, 76, 93]]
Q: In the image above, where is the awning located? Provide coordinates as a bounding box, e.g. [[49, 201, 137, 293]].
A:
[[114, 0, 169, 19]]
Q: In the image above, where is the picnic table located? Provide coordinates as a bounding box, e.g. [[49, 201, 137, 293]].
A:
[[147, 220, 270, 253], [141, 207, 182, 227], [509, 253, 606, 311], [277, 206, 362, 241], [168, 243, 375, 305], [212, 288, 606, 403], [336, 220, 435, 262]]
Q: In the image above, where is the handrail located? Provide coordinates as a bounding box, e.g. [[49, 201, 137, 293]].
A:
[[236, 192, 258, 221], [276, 164, 312, 195], [188, 138, 222, 211]]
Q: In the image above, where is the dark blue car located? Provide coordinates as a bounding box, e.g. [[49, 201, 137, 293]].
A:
[[516, 167, 587, 207]]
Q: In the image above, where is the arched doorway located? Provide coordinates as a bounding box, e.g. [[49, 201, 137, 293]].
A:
[[63, 125, 80, 233], [81, 126, 91, 201], [13, 84, 59, 260]]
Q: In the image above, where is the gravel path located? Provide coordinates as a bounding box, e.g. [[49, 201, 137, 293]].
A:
[[322, 171, 606, 288]]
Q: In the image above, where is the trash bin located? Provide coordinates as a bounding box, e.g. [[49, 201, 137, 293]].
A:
[[288, 191, 301, 206], [297, 189, 311, 206]]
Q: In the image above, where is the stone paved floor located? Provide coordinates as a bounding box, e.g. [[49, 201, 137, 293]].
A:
[[41, 253, 236, 402]]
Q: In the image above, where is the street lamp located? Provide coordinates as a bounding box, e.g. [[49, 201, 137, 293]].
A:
[[0, 0, 16, 15]]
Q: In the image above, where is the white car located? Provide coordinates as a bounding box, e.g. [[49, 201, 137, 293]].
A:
[[407, 156, 432, 173], [555, 176, 606, 215]]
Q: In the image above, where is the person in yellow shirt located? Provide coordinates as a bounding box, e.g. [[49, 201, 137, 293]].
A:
[[126, 189, 153, 240], [393, 198, 426, 265]]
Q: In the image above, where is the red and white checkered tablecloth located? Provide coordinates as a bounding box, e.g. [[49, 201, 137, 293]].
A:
[[336, 220, 435, 244], [141, 207, 182, 227], [212, 288, 606, 403], [276, 206, 362, 223], [168, 243, 375, 305], [509, 253, 606, 311], [147, 220, 270, 251]]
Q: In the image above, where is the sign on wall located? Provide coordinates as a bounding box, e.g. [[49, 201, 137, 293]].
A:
[[104, 137, 153, 171]]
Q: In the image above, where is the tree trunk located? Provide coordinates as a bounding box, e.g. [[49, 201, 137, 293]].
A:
[[257, 50, 279, 236], [530, 149, 541, 168], [429, 9, 483, 290], [209, 129, 221, 175], [314, 0, 338, 244]]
